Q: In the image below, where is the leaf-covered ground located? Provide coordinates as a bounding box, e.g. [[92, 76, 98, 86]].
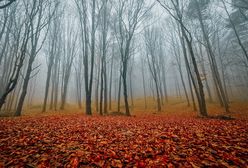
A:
[[0, 115, 247, 167]]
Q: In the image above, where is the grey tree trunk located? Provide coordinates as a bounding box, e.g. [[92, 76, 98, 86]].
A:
[[108, 46, 114, 110], [141, 58, 147, 109], [194, 0, 229, 113]]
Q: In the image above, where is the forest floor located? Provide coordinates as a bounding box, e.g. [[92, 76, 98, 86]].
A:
[[0, 99, 248, 167], [0, 114, 247, 167]]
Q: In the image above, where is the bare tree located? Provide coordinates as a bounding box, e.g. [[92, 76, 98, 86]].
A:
[[222, 0, 248, 63], [157, 0, 208, 116], [113, 0, 151, 116], [99, 0, 110, 115], [144, 27, 162, 112], [75, 0, 97, 115], [15, 0, 57, 116], [60, 20, 78, 110], [169, 25, 190, 106], [190, 0, 229, 112], [0, 22, 30, 111], [108, 43, 115, 111], [0, 3, 30, 111], [74, 52, 83, 109], [140, 56, 147, 109], [42, 4, 61, 112]]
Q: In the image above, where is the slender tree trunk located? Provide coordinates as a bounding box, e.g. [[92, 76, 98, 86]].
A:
[[198, 43, 213, 103], [154, 78, 161, 112], [173, 35, 190, 106], [181, 25, 207, 116], [185, 34, 207, 116], [42, 61, 53, 112], [141, 59, 147, 109], [195, 0, 229, 113], [108, 48, 114, 110], [54, 58, 60, 111], [161, 61, 168, 103], [15, 55, 35, 116], [222, 0, 248, 62], [104, 65, 108, 114], [179, 33, 196, 111], [178, 66, 190, 106], [103, 0, 108, 115], [117, 71, 121, 113], [95, 56, 100, 112], [60, 74, 70, 110], [86, 0, 96, 115], [129, 68, 134, 107], [100, 62, 104, 115], [122, 62, 130, 116]]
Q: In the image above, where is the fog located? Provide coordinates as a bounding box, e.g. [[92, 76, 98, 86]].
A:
[[0, 0, 247, 116]]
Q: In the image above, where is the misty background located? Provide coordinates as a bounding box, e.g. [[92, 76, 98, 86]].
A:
[[0, 0, 247, 116]]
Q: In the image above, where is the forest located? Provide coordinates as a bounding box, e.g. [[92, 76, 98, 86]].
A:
[[0, 0, 247, 167]]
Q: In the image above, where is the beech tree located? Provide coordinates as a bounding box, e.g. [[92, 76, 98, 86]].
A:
[[113, 0, 152, 116], [0, 6, 30, 111], [42, 3, 62, 112], [144, 27, 162, 112], [157, 0, 208, 116], [60, 20, 78, 110], [99, 0, 110, 115], [15, 0, 57, 116], [75, 0, 98, 115], [187, 0, 229, 113]]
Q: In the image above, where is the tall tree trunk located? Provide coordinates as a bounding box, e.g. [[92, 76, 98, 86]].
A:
[[129, 68, 134, 107], [184, 34, 208, 116], [102, 0, 108, 115], [60, 73, 70, 110], [222, 0, 248, 62], [198, 43, 213, 103], [195, 0, 229, 113], [179, 33, 197, 111], [154, 78, 162, 112], [141, 59, 147, 109], [95, 57, 100, 112], [122, 66, 130, 116], [15, 54, 35, 116], [117, 71, 121, 113], [178, 65, 190, 106], [100, 62, 104, 115], [42, 60, 53, 112], [108, 47, 114, 110]]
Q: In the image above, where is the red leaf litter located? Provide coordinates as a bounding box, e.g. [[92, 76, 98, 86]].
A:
[[0, 115, 247, 167]]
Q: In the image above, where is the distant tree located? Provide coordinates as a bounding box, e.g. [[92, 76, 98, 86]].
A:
[[170, 27, 190, 106], [99, 0, 110, 115], [0, 2, 29, 112], [15, 0, 57, 116], [60, 21, 78, 110], [113, 0, 152, 116], [75, 0, 97, 115], [144, 28, 163, 112], [140, 56, 147, 109], [222, 0, 248, 63], [157, 0, 208, 116], [0, 21, 30, 111], [74, 51, 83, 109], [187, 0, 229, 113], [108, 43, 115, 111], [42, 4, 62, 112]]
